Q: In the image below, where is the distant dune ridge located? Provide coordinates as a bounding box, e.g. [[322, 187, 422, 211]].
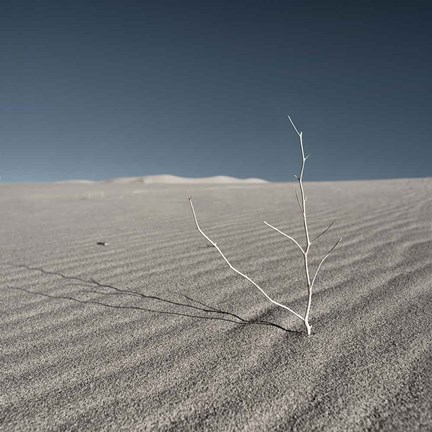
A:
[[58, 174, 269, 184], [55, 179, 96, 184], [1, 178, 431, 431]]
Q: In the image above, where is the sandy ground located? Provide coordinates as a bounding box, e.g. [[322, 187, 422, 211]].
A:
[[1, 179, 431, 431]]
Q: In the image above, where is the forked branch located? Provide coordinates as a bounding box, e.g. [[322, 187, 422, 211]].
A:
[[287, 116, 342, 335], [188, 116, 342, 336]]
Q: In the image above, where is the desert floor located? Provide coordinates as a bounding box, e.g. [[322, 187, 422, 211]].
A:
[[1, 179, 431, 431]]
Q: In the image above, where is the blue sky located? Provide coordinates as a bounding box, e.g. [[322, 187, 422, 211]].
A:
[[1, 0, 431, 182]]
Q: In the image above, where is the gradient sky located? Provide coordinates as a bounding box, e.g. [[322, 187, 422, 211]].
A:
[[1, 0, 431, 182]]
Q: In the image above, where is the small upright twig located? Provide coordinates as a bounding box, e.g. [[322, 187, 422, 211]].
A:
[[275, 116, 342, 334], [188, 116, 342, 336]]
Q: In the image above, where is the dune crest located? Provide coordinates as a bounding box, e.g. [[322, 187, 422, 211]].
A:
[[106, 174, 269, 184]]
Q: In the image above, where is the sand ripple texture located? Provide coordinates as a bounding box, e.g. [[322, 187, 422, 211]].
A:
[[1, 179, 431, 431]]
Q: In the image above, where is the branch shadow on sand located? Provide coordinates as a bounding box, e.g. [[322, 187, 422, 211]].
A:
[[6, 264, 301, 334]]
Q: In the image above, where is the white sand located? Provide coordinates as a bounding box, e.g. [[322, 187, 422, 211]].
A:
[[58, 175, 269, 185], [1, 178, 431, 430]]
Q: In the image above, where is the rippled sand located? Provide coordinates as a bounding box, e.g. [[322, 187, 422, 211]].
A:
[[1, 179, 431, 431]]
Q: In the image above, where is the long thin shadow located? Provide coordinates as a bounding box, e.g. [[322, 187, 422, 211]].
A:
[[7, 286, 263, 327], [175, 292, 289, 330], [5, 263, 300, 334], [7, 264, 218, 314]]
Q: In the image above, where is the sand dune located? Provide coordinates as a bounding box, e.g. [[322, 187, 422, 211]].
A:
[[1, 178, 431, 430], [57, 175, 269, 185], [107, 174, 269, 184], [54, 179, 97, 184]]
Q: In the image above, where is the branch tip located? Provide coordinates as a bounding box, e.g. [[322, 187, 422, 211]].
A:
[[288, 115, 302, 136]]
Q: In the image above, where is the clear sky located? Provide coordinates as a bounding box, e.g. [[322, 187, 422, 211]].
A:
[[1, 0, 431, 182]]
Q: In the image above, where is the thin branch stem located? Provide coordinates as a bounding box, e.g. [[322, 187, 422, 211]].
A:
[[189, 198, 305, 322], [288, 115, 301, 137], [289, 116, 315, 335], [289, 117, 341, 335], [289, 116, 311, 251], [310, 238, 342, 288], [295, 191, 303, 213], [263, 221, 305, 254], [311, 220, 336, 243]]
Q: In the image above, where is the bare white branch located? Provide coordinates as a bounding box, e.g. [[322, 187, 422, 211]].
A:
[[263, 221, 305, 254], [189, 198, 305, 322], [289, 115, 314, 334], [188, 116, 341, 336]]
